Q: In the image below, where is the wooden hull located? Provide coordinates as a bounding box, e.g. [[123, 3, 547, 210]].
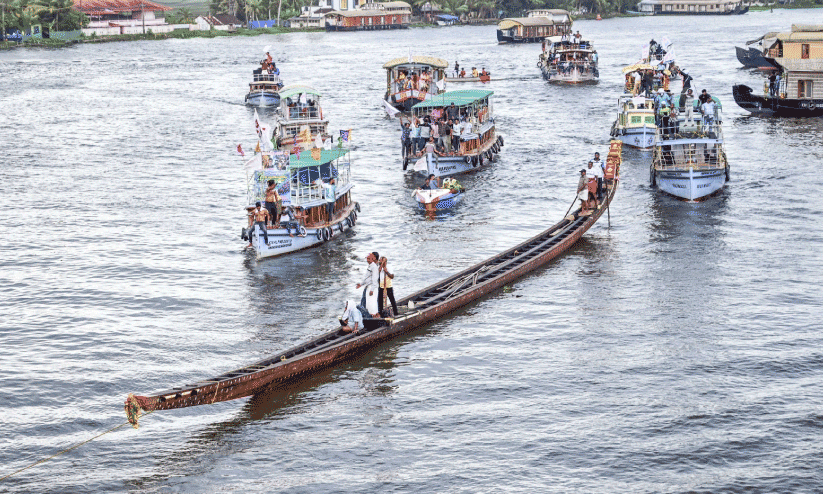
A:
[[130, 164, 620, 414]]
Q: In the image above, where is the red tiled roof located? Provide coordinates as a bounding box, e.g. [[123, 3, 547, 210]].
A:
[[73, 0, 172, 14]]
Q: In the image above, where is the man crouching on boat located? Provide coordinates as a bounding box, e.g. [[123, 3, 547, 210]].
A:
[[340, 300, 363, 334]]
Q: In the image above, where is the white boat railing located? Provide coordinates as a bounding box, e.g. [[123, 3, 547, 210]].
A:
[[289, 160, 352, 207]]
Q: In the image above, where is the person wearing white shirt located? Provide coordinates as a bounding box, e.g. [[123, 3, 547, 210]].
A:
[[701, 98, 716, 135], [340, 300, 363, 333], [587, 161, 604, 199], [356, 252, 380, 317]]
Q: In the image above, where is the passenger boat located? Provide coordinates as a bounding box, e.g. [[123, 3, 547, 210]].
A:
[[444, 74, 491, 83], [241, 147, 360, 260], [405, 89, 502, 177], [650, 96, 729, 201], [383, 56, 449, 112], [245, 69, 284, 107], [610, 94, 657, 150], [125, 144, 622, 419], [538, 36, 598, 83], [496, 9, 571, 43], [272, 85, 330, 153]]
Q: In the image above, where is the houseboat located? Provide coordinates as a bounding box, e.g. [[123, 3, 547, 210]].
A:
[[635, 0, 747, 15], [242, 147, 359, 260], [538, 36, 598, 83], [406, 89, 502, 178], [383, 56, 449, 112], [496, 9, 571, 43], [650, 96, 729, 201], [245, 71, 283, 107], [733, 25, 823, 117], [610, 94, 657, 150], [272, 84, 330, 152], [325, 1, 411, 31]]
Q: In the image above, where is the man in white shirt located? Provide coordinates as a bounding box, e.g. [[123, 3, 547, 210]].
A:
[[701, 97, 716, 135], [356, 252, 380, 317], [587, 161, 604, 200], [340, 300, 363, 333]]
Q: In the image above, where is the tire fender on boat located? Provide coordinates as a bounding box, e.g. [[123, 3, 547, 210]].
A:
[[649, 166, 656, 187], [725, 165, 731, 182], [338, 221, 345, 233], [322, 228, 331, 242], [298, 226, 307, 237], [355, 202, 361, 213], [498, 136, 504, 147], [345, 215, 353, 228], [403, 156, 409, 171], [316, 228, 323, 241]]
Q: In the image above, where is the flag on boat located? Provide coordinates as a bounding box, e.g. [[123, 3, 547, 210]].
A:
[[255, 142, 261, 153], [299, 126, 312, 148], [340, 129, 351, 142], [254, 109, 262, 138], [244, 154, 262, 172], [383, 99, 400, 118], [431, 108, 442, 120], [237, 144, 244, 156], [413, 155, 428, 172]]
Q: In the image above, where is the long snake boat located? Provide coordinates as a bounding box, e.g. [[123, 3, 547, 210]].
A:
[[126, 144, 621, 421]]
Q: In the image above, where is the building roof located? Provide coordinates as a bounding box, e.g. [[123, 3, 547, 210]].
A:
[[212, 13, 241, 25], [412, 89, 494, 109], [279, 84, 322, 99], [72, 0, 171, 14], [289, 148, 349, 169], [498, 17, 555, 30], [381, 1, 412, 8], [383, 56, 449, 69]]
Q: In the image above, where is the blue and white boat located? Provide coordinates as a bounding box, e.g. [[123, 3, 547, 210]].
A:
[[245, 72, 283, 107], [650, 96, 729, 201], [241, 147, 359, 260], [610, 94, 657, 150]]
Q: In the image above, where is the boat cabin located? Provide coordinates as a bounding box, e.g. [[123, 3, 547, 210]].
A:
[[497, 10, 571, 43], [383, 56, 448, 110], [411, 89, 495, 156], [274, 85, 330, 151]]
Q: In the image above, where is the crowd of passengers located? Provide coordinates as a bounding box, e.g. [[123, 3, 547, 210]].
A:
[[540, 31, 599, 76], [633, 87, 719, 138], [397, 102, 491, 158], [252, 52, 281, 82], [393, 68, 435, 94]]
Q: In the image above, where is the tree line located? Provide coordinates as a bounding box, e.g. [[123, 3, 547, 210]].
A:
[[1, 0, 87, 34]]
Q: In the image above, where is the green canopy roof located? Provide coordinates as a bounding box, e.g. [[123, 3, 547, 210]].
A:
[[289, 147, 349, 169], [278, 84, 322, 100], [412, 89, 494, 109]]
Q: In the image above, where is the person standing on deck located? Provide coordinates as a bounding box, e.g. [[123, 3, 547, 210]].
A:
[[410, 117, 422, 154], [683, 89, 695, 122], [264, 180, 281, 229], [419, 118, 431, 153], [576, 169, 591, 213], [248, 202, 270, 248], [399, 115, 412, 158], [446, 102, 459, 121], [356, 252, 380, 317], [378, 256, 398, 317], [323, 178, 336, 223], [680, 69, 693, 94], [701, 96, 716, 135]]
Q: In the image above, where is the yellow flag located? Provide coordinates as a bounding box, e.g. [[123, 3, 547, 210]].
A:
[[311, 147, 322, 160], [254, 142, 261, 153], [299, 126, 312, 148]]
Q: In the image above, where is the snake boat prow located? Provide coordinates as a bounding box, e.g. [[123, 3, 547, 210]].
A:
[[127, 144, 622, 419]]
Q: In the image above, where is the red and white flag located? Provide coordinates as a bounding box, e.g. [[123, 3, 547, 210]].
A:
[[237, 144, 244, 156]]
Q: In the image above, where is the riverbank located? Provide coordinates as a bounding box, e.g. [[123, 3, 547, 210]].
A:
[[0, 26, 323, 50]]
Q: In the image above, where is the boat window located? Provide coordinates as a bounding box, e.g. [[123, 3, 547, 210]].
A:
[[801, 44, 810, 60], [631, 116, 641, 123], [798, 80, 814, 99], [645, 116, 655, 124]]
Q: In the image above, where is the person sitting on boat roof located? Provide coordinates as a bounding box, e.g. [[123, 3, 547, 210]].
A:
[[356, 252, 380, 318], [340, 300, 363, 334]]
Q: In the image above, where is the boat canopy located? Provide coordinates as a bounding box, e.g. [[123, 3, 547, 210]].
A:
[[289, 147, 349, 169], [437, 14, 458, 20], [278, 84, 321, 99], [412, 89, 493, 109], [498, 17, 555, 30], [622, 62, 654, 73], [383, 56, 449, 69]]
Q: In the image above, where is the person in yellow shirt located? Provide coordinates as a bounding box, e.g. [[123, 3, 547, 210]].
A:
[[471, 67, 479, 78], [378, 256, 398, 316]]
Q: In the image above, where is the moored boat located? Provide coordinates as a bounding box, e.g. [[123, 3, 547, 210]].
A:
[[538, 36, 598, 83], [650, 96, 729, 201], [496, 9, 571, 43], [241, 145, 359, 260], [125, 144, 622, 419], [405, 89, 502, 177], [383, 56, 449, 112], [610, 94, 657, 150]]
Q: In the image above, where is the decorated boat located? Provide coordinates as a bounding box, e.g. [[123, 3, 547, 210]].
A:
[[240, 112, 359, 260], [650, 96, 729, 201], [610, 94, 657, 150], [414, 178, 465, 211], [272, 85, 330, 153], [538, 35, 598, 83], [405, 89, 502, 177], [124, 144, 622, 420], [383, 56, 449, 112]]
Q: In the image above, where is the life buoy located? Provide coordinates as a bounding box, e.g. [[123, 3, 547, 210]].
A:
[[537, 61, 543, 68], [298, 226, 307, 237], [322, 228, 331, 242]]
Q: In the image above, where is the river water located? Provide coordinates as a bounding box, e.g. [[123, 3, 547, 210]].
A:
[[2, 9, 823, 493]]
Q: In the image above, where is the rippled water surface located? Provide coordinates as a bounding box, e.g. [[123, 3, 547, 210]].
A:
[[2, 10, 823, 493]]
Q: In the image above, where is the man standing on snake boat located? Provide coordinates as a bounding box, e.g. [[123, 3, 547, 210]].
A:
[[356, 252, 380, 318]]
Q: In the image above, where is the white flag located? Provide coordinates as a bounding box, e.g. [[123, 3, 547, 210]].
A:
[[413, 155, 428, 172], [383, 99, 400, 118], [244, 154, 262, 172]]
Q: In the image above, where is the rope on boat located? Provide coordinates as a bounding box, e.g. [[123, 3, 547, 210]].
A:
[[0, 408, 155, 483]]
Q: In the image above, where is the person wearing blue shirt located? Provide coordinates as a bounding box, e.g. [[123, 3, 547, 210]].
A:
[[340, 300, 363, 333]]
